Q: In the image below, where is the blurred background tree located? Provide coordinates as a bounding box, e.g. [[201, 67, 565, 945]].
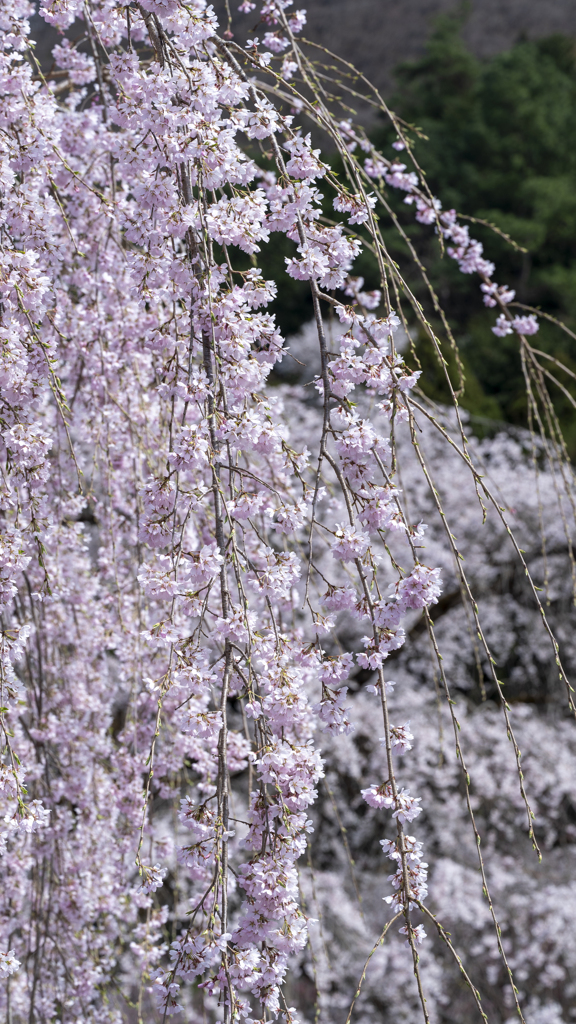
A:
[[379, 15, 576, 442]]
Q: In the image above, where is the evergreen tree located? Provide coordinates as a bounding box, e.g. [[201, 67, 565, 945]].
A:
[[377, 18, 576, 439]]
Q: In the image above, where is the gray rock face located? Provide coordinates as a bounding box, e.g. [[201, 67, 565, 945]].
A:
[[293, 0, 576, 91]]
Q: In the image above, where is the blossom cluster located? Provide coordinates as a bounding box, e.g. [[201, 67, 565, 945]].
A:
[[337, 118, 537, 340]]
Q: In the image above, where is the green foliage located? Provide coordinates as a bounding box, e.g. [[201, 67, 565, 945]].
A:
[[258, 232, 314, 337], [376, 17, 576, 442]]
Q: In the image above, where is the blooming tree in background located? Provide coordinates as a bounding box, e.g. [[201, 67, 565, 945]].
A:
[[0, 1, 575, 1022]]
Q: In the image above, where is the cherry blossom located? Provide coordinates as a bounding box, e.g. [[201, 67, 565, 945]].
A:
[[0, 2, 573, 1022]]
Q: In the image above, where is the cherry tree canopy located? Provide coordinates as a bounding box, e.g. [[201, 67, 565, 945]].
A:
[[1, 2, 575, 1023]]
